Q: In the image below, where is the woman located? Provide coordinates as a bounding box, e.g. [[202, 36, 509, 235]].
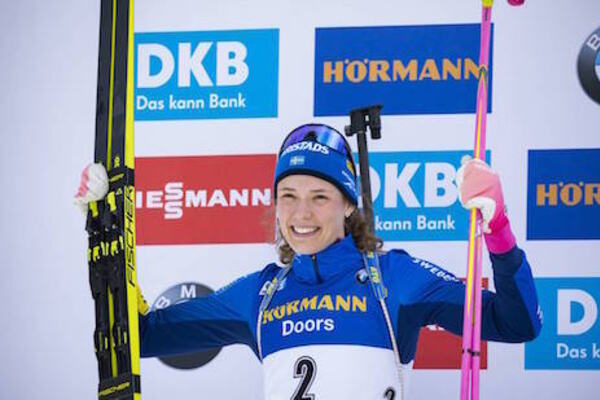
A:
[[76, 123, 541, 399]]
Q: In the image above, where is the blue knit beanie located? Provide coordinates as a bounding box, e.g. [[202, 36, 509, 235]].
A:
[[274, 124, 358, 205]]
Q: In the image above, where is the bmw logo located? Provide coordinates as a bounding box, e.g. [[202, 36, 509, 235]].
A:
[[151, 282, 221, 370], [577, 27, 600, 105]]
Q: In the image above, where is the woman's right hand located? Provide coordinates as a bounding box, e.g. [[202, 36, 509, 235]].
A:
[[74, 163, 109, 214], [76, 164, 149, 316]]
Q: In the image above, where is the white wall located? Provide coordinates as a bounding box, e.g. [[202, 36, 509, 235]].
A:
[[1, 1, 598, 399]]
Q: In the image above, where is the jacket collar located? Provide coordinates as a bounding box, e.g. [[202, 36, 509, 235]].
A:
[[291, 235, 363, 284]]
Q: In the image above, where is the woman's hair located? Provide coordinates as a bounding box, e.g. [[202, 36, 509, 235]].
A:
[[276, 209, 384, 265]]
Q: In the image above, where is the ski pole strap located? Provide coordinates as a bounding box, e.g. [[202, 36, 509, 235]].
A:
[[256, 265, 293, 360], [362, 251, 405, 400], [362, 251, 388, 300]]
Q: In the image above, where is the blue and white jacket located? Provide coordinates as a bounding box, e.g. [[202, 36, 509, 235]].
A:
[[140, 235, 541, 399]]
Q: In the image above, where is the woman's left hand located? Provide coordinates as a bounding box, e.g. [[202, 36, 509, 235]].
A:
[[456, 157, 516, 254]]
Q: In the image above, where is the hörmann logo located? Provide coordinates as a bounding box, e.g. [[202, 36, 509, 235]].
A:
[[314, 24, 492, 116], [135, 29, 278, 120], [536, 182, 600, 208], [362, 150, 490, 241], [526, 278, 600, 370], [135, 155, 276, 245], [527, 149, 600, 240], [262, 294, 368, 325], [322, 58, 480, 84]]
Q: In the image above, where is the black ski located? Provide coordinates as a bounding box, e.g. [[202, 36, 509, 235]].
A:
[[86, 1, 141, 399]]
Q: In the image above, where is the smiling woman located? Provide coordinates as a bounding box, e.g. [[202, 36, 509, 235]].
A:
[[276, 175, 352, 255], [75, 123, 542, 400], [274, 173, 382, 264], [273, 124, 382, 264]]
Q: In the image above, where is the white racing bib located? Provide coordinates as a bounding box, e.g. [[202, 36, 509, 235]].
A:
[[263, 344, 408, 399]]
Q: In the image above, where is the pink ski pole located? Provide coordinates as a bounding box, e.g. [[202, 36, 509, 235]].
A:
[[459, 1, 523, 399]]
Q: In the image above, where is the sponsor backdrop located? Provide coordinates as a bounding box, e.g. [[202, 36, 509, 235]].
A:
[[1, 1, 599, 400]]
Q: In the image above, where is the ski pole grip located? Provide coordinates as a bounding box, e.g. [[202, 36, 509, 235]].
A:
[[344, 105, 384, 235]]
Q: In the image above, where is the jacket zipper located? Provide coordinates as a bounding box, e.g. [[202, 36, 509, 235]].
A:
[[311, 254, 323, 284]]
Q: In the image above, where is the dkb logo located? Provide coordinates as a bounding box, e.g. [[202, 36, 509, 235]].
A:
[[362, 150, 490, 241], [134, 29, 279, 120], [138, 42, 249, 89], [525, 278, 600, 370]]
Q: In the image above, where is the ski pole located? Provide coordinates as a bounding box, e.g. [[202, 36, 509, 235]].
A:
[[344, 105, 383, 232], [460, 1, 523, 399], [346, 106, 409, 400], [459, 2, 493, 399]]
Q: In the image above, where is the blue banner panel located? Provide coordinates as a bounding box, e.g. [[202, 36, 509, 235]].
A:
[[314, 24, 493, 116], [527, 149, 600, 240], [525, 278, 600, 370], [135, 29, 279, 120], [364, 150, 490, 241]]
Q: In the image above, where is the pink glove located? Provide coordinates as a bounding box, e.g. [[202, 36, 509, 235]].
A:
[[456, 158, 516, 254], [74, 163, 109, 214]]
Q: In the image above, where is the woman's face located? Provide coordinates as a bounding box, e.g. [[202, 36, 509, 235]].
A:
[[276, 174, 355, 255]]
